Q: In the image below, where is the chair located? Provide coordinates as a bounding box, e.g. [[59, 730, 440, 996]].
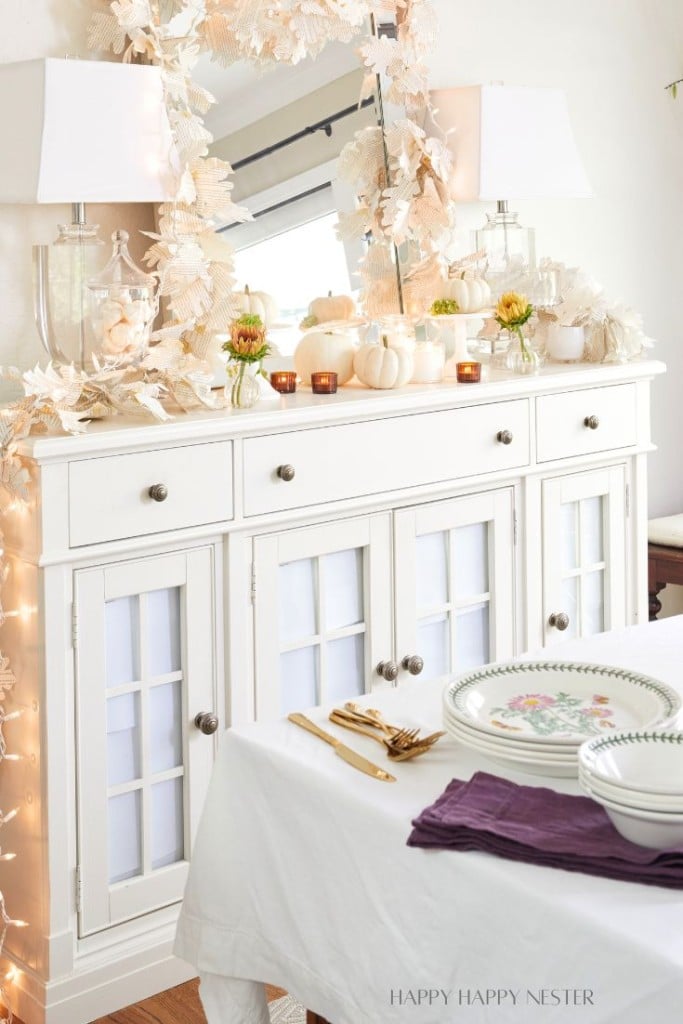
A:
[[648, 515, 683, 620]]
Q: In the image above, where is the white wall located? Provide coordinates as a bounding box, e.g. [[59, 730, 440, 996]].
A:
[[0, 0, 153, 397], [429, 0, 683, 521]]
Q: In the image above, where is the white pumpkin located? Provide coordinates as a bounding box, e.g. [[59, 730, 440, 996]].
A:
[[443, 274, 492, 314], [294, 329, 357, 386], [353, 336, 413, 390], [308, 292, 355, 323], [237, 285, 279, 327]]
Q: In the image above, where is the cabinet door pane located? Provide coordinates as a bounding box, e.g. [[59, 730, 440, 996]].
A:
[[324, 549, 363, 630], [108, 790, 142, 884], [561, 502, 579, 572], [279, 559, 317, 644], [151, 777, 185, 870], [416, 532, 448, 609], [106, 692, 141, 786], [280, 647, 318, 714], [147, 587, 181, 676], [106, 596, 140, 687], [149, 681, 183, 774], [417, 615, 450, 679], [327, 635, 365, 702], [454, 603, 490, 670], [454, 523, 488, 597], [560, 576, 579, 640], [581, 496, 604, 565], [583, 570, 605, 634]]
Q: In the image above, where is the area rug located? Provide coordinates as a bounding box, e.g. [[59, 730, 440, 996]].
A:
[[269, 994, 306, 1023]]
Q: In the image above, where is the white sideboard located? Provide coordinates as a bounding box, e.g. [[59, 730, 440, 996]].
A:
[[0, 360, 664, 1023]]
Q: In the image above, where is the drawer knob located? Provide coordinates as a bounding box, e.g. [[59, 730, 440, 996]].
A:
[[584, 415, 600, 430], [496, 429, 513, 445], [377, 660, 399, 682], [194, 712, 219, 735], [148, 483, 168, 503], [401, 654, 424, 676], [548, 612, 570, 631], [277, 464, 296, 482]]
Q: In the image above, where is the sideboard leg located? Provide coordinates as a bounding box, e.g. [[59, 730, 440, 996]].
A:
[[649, 582, 665, 621]]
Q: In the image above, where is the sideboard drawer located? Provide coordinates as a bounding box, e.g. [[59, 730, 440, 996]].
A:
[[244, 400, 530, 516], [69, 442, 233, 546], [536, 385, 638, 463]]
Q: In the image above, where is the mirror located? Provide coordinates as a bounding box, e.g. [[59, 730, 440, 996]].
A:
[[194, 40, 393, 354]]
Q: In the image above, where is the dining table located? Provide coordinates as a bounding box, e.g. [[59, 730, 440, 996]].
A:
[[174, 617, 683, 1024]]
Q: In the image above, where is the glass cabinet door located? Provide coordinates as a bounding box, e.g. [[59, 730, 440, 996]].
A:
[[542, 466, 627, 646], [394, 489, 516, 683], [253, 515, 393, 719], [75, 547, 215, 936]]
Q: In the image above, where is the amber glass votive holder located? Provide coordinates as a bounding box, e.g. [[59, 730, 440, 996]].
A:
[[270, 371, 297, 394], [456, 361, 482, 384], [311, 371, 338, 394]]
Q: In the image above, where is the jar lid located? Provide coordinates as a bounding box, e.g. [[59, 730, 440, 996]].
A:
[[88, 230, 154, 290]]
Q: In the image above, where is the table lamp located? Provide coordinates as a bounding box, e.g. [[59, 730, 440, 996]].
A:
[[430, 85, 591, 276], [0, 58, 176, 368]]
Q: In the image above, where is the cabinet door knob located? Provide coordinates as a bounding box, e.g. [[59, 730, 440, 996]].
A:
[[584, 415, 600, 430], [496, 429, 513, 445], [401, 655, 424, 676], [277, 464, 296, 482], [377, 660, 399, 682], [548, 612, 570, 631], [194, 712, 219, 735], [148, 483, 168, 503]]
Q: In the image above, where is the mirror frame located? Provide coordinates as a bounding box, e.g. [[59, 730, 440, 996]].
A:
[[88, 1, 454, 352]]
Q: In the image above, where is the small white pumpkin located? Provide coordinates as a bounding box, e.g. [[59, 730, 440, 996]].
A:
[[237, 285, 279, 327], [294, 329, 357, 386], [353, 335, 413, 390], [308, 291, 355, 323], [443, 274, 492, 313]]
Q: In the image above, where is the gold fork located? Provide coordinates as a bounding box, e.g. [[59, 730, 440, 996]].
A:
[[341, 703, 445, 748], [329, 710, 441, 761]]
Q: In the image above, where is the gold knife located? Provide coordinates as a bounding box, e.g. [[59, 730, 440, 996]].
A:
[[288, 712, 396, 782]]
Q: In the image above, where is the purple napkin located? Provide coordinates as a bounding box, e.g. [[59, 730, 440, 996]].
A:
[[408, 772, 683, 889]]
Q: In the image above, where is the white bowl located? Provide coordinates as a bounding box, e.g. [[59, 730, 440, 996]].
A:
[[580, 779, 683, 848], [579, 730, 683, 796], [578, 766, 683, 813]]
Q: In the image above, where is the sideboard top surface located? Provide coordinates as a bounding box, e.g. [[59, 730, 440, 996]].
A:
[[13, 359, 665, 463]]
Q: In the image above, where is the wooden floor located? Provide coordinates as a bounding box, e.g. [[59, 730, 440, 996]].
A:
[[91, 980, 286, 1024], [9, 980, 331, 1024], [88, 983, 331, 1024]]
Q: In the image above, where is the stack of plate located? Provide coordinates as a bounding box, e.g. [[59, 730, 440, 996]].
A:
[[579, 730, 683, 848], [442, 661, 681, 778]]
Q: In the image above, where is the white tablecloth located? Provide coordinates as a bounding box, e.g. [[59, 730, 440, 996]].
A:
[[175, 618, 683, 1023]]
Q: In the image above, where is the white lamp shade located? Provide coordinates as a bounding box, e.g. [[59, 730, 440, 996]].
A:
[[430, 85, 592, 202], [0, 58, 177, 204]]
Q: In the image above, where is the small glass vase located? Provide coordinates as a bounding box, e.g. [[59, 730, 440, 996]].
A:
[[228, 362, 260, 409], [505, 330, 540, 376]]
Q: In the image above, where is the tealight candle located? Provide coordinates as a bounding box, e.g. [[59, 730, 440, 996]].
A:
[[456, 361, 482, 384], [270, 371, 297, 394], [411, 341, 445, 383], [311, 371, 338, 395]]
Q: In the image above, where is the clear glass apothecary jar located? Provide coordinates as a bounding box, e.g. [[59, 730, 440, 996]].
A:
[[88, 230, 156, 367]]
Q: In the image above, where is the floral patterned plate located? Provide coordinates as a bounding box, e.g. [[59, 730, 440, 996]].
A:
[[443, 707, 580, 755], [443, 662, 680, 746]]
